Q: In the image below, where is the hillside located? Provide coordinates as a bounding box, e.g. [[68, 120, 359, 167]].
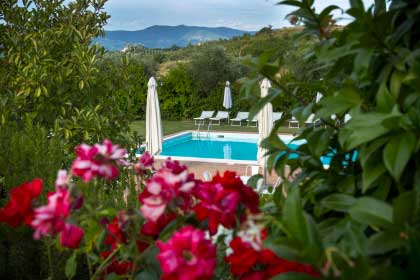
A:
[[95, 25, 252, 50], [116, 27, 307, 76]]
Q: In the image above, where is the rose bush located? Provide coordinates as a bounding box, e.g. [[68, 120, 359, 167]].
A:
[[0, 140, 317, 279]]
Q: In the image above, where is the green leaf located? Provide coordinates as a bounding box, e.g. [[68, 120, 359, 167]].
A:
[[347, 223, 368, 256], [35, 87, 42, 97], [350, 0, 364, 10], [349, 197, 393, 228], [374, 0, 386, 15], [135, 269, 159, 280], [65, 253, 77, 280], [321, 194, 357, 212], [271, 272, 317, 280], [390, 71, 404, 99], [319, 5, 341, 22], [277, 1, 304, 8], [339, 112, 398, 150], [98, 208, 117, 217], [95, 229, 107, 251], [366, 230, 404, 255], [383, 132, 416, 181], [354, 49, 373, 73], [307, 129, 330, 157], [249, 89, 280, 119], [247, 174, 264, 189], [376, 83, 394, 112], [282, 187, 308, 243], [393, 191, 415, 226], [362, 161, 386, 193], [317, 87, 362, 118]]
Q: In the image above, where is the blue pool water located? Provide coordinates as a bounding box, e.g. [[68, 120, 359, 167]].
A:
[[139, 132, 352, 166], [161, 138, 258, 161]]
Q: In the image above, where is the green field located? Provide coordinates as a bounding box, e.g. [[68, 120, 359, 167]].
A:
[[130, 120, 299, 138]]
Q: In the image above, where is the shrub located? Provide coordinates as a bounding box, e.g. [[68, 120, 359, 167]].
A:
[[243, 0, 420, 278]]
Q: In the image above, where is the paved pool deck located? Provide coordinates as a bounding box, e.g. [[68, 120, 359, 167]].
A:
[[155, 158, 284, 185]]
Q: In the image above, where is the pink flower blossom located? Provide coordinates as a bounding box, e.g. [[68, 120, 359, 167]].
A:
[[55, 170, 68, 189], [71, 139, 126, 182], [157, 226, 216, 280], [135, 151, 154, 175], [60, 224, 84, 249], [139, 159, 196, 222], [31, 188, 71, 239]]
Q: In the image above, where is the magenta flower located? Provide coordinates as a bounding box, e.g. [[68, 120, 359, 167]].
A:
[[135, 151, 154, 175], [193, 171, 260, 235], [31, 188, 71, 239], [71, 139, 126, 182], [194, 181, 240, 235], [60, 224, 84, 249], [139, 159, 196, 222], [157, 226, 216, 280]]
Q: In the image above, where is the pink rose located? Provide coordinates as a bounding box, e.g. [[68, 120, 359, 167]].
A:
[[139, 159, 196, 222], [71, 139, 126, 182], [157, 226, 216, 280], [31, 188, 71, 239]]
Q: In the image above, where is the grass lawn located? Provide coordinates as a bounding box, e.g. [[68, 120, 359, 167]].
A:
[[130, 120, 299, 138]]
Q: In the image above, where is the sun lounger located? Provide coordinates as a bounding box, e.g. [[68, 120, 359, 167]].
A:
[[273, 112, 283, 123], [194, 111, 215, 125], [247, 115, 258, 127], [305, 114, 321, 127], [230, 112, 249, 126], [209, 111, 229, 125], [288, 116, 299, 128]]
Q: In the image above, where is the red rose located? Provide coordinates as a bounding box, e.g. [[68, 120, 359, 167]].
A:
[[60, 224, 84, 249], [193, 171, 259, 235], [226, 235, 319, 279], [0, 179, 43, 227]]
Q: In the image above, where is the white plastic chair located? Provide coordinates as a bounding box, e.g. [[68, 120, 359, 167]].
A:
[[230, 112, 249, 126], [209, 111, 229, 125], [194, 111, 215, 125], [247, 115, 258, 127], [288, 116, 300, 128]]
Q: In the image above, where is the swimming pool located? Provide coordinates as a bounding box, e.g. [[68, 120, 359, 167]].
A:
[[144, 131, 311, 164]]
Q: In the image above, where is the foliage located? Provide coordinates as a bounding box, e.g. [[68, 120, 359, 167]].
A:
[[188, 46, 248, 97], [0, 0, 135, 149], [159, 65, 196, 119], [0, 1, 139, 278], [0, 120, 66, 192], [244, 0, 420, 278]]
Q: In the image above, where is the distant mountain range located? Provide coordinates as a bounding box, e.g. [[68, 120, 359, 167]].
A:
[[95, 25, 252, 50]]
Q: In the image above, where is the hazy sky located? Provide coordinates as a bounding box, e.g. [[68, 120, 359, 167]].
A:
[[104, 0, 374, 31]]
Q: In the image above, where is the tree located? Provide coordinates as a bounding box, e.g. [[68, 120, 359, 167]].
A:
[[188, 46, 245, 97]]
